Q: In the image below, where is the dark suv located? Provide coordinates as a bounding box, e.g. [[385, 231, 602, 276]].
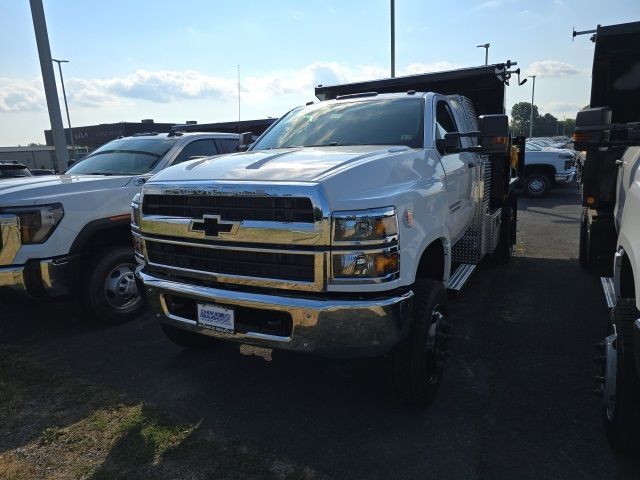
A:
[[0, 162, 33, 179]]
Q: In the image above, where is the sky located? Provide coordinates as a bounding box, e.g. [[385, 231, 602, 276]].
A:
[[0, 0, 638, 146]]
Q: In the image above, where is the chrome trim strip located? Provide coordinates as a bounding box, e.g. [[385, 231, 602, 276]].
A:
[[140, 216, 327, 246]]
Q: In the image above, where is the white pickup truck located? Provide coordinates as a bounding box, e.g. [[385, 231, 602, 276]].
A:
[[0, 131, 239, 323], [133, 64, 526, 406]]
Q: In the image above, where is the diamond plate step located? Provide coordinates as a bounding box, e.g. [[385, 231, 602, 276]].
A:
[[600, 277, 615, 308], [446, 264, 476, 291]]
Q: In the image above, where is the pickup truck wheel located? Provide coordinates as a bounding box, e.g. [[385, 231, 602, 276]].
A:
[[524, 173, 551, 197], [393, 279, 449, 408], [161, 323, 216, 348], [82, 247, 144, 325], [602, 299, 640, 452]]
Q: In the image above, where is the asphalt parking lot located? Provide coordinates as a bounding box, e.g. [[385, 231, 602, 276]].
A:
[[1, 185, 639, 479]]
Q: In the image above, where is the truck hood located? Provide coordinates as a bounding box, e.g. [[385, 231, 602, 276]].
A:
[[149, 146, 411, 183], [0, 174, 133, 206]]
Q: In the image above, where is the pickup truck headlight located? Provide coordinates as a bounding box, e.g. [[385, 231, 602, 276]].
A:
[[332, 207, 397, 244], [332, 248, 399, 279], [0, 203, 64, 244], [131, 193, 141, 228]]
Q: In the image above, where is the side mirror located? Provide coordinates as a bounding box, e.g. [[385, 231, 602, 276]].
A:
[[237, 131, 253, 152], [444, 115, 510, 154], [435, 136, 460, 155], [477, 114, 509, 154], [573, 107, 611, 151]]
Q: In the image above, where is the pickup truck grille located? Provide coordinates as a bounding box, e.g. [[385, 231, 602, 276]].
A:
[[146, 241, 315, 282], [142, 194, 315, 223]]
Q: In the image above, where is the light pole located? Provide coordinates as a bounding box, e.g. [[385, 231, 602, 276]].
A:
[[527, 75, 536, 139], [562, 116, 566, 137], [476, 43, 490, 65], [29, 0, 68, 170], [52, 58, 77, 161], [390, 0, 395, 77]]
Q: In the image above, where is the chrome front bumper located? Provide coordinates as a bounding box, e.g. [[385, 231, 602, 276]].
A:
[[137, 268, 414, 357], [555, 168, 577, 184], [0, 257, 76, 297]]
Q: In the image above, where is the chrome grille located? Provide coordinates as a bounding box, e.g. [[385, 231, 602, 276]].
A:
[[142, 194, 315, 223], [146, 240, 315, 282]]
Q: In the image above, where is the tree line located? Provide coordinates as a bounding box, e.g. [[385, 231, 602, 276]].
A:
[[510, 102, 576, 138]]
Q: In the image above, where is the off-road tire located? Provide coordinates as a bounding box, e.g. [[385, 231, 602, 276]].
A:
[[393, 279, 449, 408], [161, 323, 216, 348], [524, 172, 552, 198], [603, 299, 640, 452], [81, 246, 145, 325]]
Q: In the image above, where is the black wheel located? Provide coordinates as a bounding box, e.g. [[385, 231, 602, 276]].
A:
[[393, 279, 450, 407], [161, 323, 216, 348], [579, 208, 590, 269], [524, 172, 551, 197], [81, 246, 145, 325], [602, 299, 640, 452]]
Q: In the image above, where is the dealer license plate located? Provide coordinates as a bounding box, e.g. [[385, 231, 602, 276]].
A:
[[196, 303, 235, 333]]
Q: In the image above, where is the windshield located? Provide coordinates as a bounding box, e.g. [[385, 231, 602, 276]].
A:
[[66, 136, 178, 175], [252, 98, 424, 150], [0, 166, 32, 178]]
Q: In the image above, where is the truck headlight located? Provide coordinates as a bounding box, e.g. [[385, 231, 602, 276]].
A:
[[332, 207, 397, 244], [0, 203, 64, 244], [332, 249, 399, 279], [131, 193, 141, 228]]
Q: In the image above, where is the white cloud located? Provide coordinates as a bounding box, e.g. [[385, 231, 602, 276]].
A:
[[527, 60, 581, 78], [403, 62, 459, 75], [0, 78, 45, 112], [544, 102, 582, 116], [0, 60, 461, 114], [473, 0, 502, 10]]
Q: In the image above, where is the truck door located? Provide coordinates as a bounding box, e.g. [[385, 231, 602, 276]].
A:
[[434, 99, 473, 242]]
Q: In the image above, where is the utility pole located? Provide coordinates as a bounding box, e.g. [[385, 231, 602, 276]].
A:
[[29, 0, 69, 169], [390, 0, 395, 77], [237, 64, 241, 123], [476, 43, 490, 65], [527, 75, 537, 139], [52, 58, 77, 161]]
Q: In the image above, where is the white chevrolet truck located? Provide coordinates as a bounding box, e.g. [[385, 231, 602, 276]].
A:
[[133, 64, 527, 405], [0, 131, 239, 323]]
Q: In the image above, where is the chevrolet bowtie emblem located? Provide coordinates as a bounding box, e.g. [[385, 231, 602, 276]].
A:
[[189, 215, 239, 237]]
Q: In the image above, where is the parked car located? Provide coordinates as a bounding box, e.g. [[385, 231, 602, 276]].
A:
[[0, 131, 239, 324], [522, 142, 577, 197], [0, 161, 33, 179]]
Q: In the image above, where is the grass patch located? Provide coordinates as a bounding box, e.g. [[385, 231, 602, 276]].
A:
[[0, 347, 324, 479]]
